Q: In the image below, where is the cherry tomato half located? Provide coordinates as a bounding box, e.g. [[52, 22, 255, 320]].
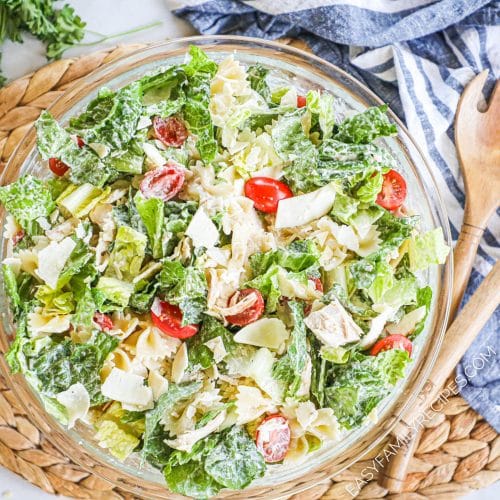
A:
[[140, 162, 185, 202], [256, 414, 291, 463], [93, 312, 114, 332], [370, 334, 413, 357], [297, 95, 307, 108], [48, 158, 70, 176], [151, 298, 199, 339], [153, 116, 188, 148], [226, 288, 265, 326], [12, 229, 25, 246], [76, 136, 85, 148], [376, 169, 407, 211], [244, 177, 293, 213], [310, 277, 323, 294]]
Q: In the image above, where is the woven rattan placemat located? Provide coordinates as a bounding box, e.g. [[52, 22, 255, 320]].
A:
[[0, 42, 498, 500]]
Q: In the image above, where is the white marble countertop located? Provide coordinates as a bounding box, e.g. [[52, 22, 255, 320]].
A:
[[0, 0, 497, 498]]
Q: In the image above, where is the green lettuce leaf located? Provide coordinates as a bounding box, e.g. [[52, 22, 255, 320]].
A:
[[204, 425, 265, 490], [94, 277, 134, 312], [272, 112, 319, 193], [306, 90, 335, 139], [188, 315, 236, 369], [273, 301, 308, 398], [106, 225, 147, 281], [334, 105, 397, 144], [94, 402, 144, 460], [163, 200, 198, 256], [142, 381, 201, 468], [68, 84, 143, 149], [134, 192, 164, 259], [250, 240, 319, 275], [22, 331, 118, 406], [164, 426, 264, 498], [325, 349, 410, 429], [35, 111, 110, 187], [408, 227, 450, 272], [159, 261, 208, 325], [247, 63, 270, 101], [0, 175, 55, 233]]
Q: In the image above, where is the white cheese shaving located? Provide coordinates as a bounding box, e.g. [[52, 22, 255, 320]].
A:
[[386, 306, 427, 336], [142, 142, 165, 168], [35, 237, 76, 289], [360, 305, 397, 348], [148, 370, 169, 401], [171, 343, 189, 383], [234, 318, 289, 350], [185, 207, 219, 249], [101, 368, 153, 407], [56, 383, 90, 429], [204, 336, 227, 363], [275, 183, 337, 229]]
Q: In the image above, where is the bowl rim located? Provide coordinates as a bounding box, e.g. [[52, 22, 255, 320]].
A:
[[0, 35, 453, 499]]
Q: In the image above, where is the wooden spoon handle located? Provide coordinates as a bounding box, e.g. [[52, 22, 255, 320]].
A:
[[379, 260, 500, 491], [451, 222, 485, 318]]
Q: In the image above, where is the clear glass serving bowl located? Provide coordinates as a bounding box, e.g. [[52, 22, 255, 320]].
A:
[[0, 36, 452, 498]]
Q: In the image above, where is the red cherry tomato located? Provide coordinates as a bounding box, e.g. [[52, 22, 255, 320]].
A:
[[376, 169, 407, 211], [93, 312, 114, 332], [244, 177, 293, 213], [370, 334, 413, 357], [76, 136, 85, 148], [153, 116, 188, 148], [12, 229, 25, 246], [255, 414, 291, 463], [150, 298, 199, 339], [225, 288, 265, 326], [48, 158, 70, 176], [310, 277, 323, 294], [297, 95, 307, 108], [140, 162, 185, 202]]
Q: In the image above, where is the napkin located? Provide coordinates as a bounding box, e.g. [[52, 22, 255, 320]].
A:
[[171, 0, 500, 431]]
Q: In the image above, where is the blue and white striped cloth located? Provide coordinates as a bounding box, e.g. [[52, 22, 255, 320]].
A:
[[170, 0, 500, 430]]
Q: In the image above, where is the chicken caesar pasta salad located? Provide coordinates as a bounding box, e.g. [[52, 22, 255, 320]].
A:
[[0, 46, 449, 497]]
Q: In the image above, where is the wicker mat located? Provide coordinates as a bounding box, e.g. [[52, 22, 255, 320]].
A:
[[0, 42, 498, 500]]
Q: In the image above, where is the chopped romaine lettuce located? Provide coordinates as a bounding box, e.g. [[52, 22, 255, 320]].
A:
[[273, 301, 308, 398], [134, 192, 165, 259], [0, 175, 55, 233], [159, 261, 207, 325], [94, 276, 134, 311], [409, 227, 450, 271], [106, 225, 147, 281], [324, 349, 410, 428], [334, 105, 397, 144], [36, 111, 111, 187]]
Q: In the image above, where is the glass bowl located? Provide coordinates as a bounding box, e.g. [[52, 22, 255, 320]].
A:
[[0, 36, 452, 498]]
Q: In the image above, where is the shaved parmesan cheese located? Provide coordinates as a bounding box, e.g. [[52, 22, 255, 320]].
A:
[[204, 336, 227, 363], [360, 306, 397, 348], [275, 183, 336, 229], [88, 142, 110, 158], [101, 368, 153, 407], [36, 237, 76, 289], [3, 257, 21, 275], [142, 142, 165, 168], [386, 306, 427, 336], [148, 370, 169, 401], [304, 299, 363, 347], [234, 318, 289, 350], [186, 207, 219, 249], [56, 383, 90, 428], [171, 343, 189, 383]]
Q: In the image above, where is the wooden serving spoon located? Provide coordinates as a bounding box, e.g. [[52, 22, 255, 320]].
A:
[[379, 71, 500, 491]]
